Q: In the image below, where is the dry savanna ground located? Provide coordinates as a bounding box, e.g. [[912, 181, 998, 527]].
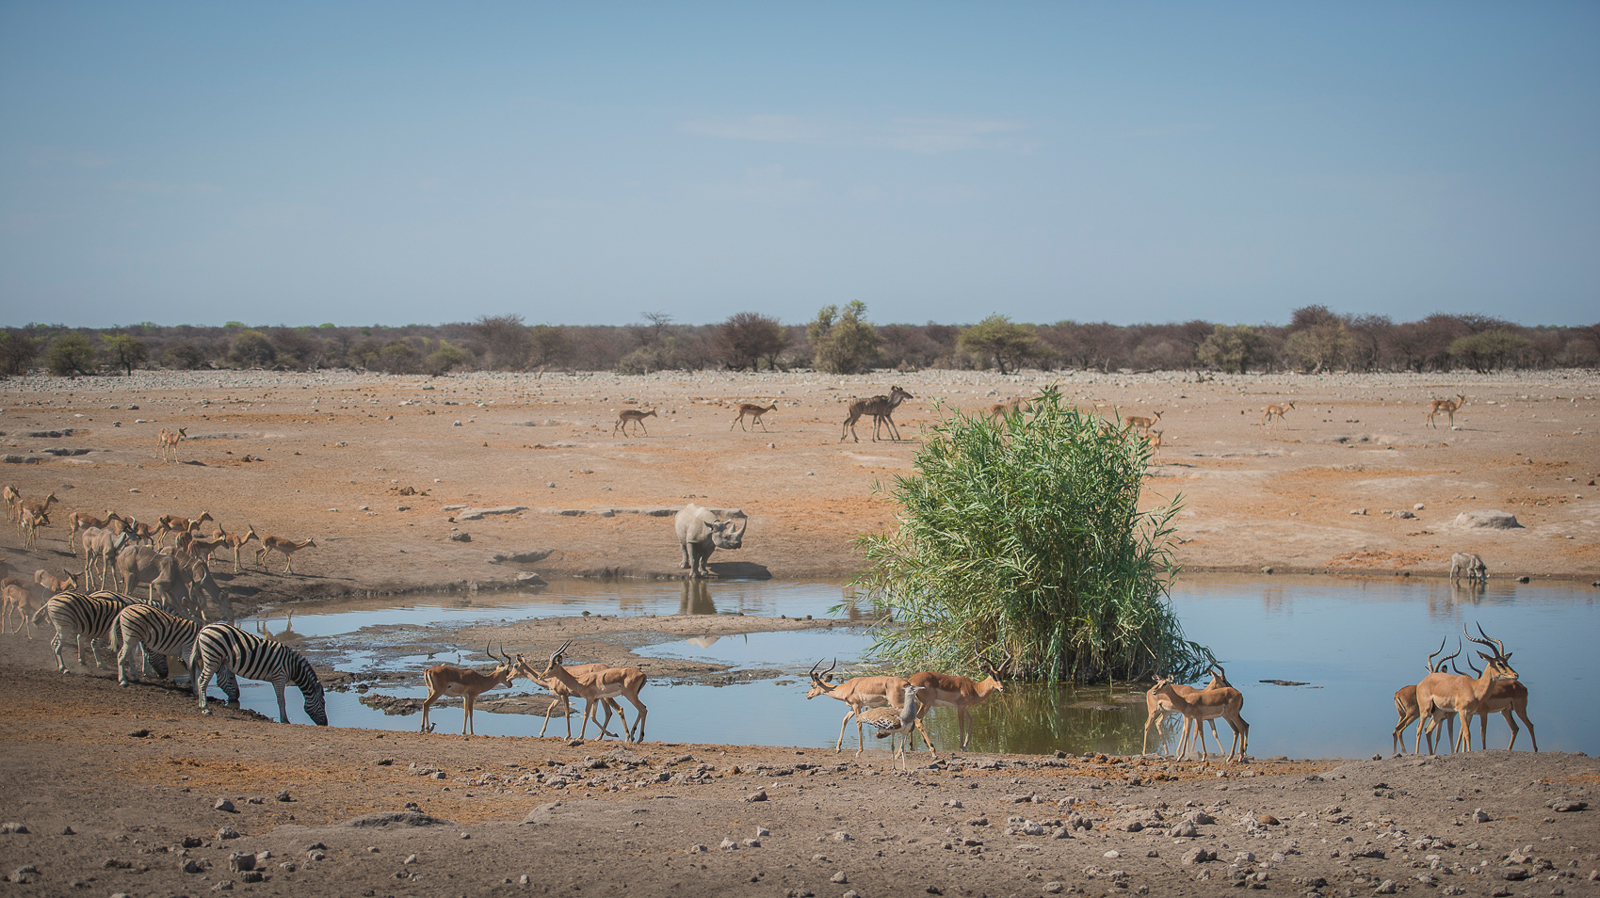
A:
[[2, 368, 1598, 897]]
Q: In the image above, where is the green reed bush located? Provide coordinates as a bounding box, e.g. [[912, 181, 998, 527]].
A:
[[853, 387, 1207, 684]]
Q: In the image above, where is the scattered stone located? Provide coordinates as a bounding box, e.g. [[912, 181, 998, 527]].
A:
[[1257, 814, 1280, 826], [1043, 884, 1064, 895], [216, 826, 241, 840], [276, 791, 292, 802], [742, 838, 761, 848], [214, 798, 236, 812], [832, 831, 853, 842], [8, 866, 38, 884], [1103, 850, 1120, 859], [831, 871, 848, 883], [1471, 808, 1491, 823], [1549, 798, 1587, 812], [1373, 879, 1397, 894], [1452, 510, 1522, 529], [182, 858, 206, 874], [1169, 821, 1199, 838], [745, 789, 768, 802], [687, 844, 707, 854], [719, 838, 737, 850], [1, 823, 28, 834], [229, 852, 255, 872], [1182, 847, 1216, 865]]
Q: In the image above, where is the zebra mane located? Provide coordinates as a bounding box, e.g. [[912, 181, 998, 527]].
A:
[[286, 651, 322, 694]]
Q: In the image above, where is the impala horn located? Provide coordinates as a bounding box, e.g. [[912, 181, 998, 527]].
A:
[[1475, 622, 1509, 659], [549, 638, 574, 665]]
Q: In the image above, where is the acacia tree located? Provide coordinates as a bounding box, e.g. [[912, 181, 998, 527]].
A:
[[46, 332, 100, 376], [473, 314, 532, 370], [855, 389, 1204, 684], [101, 334, 149, 375], [1197, 325, 1270, 374], [958, 314, 1048, 374], [0, 329, 41, 376], [715, 312, 786, 371], [807, 301, 881, 374]]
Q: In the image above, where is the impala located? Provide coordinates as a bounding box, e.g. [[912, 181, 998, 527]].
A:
[[907, 668, 1005, 753], [1150, 675, 1249, 762], [613, 408, 656, 437], [1414, 624, 1517, 754], [1425, 394, 1466, 428], [806, 659, 934, 757], [156, 427, 187, 462], [520, 661, 624, 738], [517, 640, 648, 742], [1460, 652, 1537, 752], [257, 535, 316, 574], [1121, 411, 1162, 434], [1142, 670, 1226, 756], [419, 645, 519, 736], [1260, 401, 1295, 427], [1391, 638, 1460, 755], [730, 402, 778, 432]]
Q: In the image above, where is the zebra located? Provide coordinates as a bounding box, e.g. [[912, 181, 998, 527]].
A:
[[110, 602, 239, 698], [191, 623, 328, 726], [37, 590, 134, 674]]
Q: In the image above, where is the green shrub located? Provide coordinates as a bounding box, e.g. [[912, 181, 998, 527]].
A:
[[853, 388, 1205, 684]]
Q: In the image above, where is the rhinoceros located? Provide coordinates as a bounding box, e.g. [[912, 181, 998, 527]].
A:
[[675, 503, 747, 578]]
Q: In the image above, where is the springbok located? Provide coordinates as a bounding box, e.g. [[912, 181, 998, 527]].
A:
[[730, 402, 778, 432], [841, 386, 914, 442], [419, 645, 519, 736]]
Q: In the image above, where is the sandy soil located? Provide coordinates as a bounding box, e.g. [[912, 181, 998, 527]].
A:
[[2, 369, 1599, 896]]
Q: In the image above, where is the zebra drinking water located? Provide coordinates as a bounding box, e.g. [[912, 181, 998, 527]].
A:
[[191, 623, 327, 726], [110, 602, 238, 698]]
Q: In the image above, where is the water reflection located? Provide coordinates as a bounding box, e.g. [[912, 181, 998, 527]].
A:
[[234, 574, 1597, 757]]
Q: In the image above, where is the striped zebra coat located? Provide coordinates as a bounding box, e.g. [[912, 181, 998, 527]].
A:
[[191, 623, 327, 726], [38, 590, 134, 673], [110, 602, 238, 698]]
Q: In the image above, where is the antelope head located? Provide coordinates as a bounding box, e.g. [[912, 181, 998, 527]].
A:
[[805, 658, 838, 699], [544, 638, 575, 677], [1465, 623, 1517, 681]]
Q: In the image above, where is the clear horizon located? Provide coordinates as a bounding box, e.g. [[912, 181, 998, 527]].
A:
[[3, 3, 1596, 330]]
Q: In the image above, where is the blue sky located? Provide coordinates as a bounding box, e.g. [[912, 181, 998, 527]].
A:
[[2, 3, 1596, 329]]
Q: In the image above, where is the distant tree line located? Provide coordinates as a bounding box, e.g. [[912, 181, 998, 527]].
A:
[[2, 305, 1596, 379]]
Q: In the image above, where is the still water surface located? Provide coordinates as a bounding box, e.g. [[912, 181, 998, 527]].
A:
[[228, 575, 1597, 759]]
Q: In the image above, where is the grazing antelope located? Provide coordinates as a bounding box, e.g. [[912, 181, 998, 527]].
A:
[[907, 669, 1005, 753], [858, 684, 927, 769], [34, 569, 76, 595], [420, 645, 520, 736], [178, 530, 231, 567], [613, 408, 656, 437], [19, 502, 51, 549], [1449, 552, 1487, 581], [156, 427, 187, 462], [1121, 410, 1162, 434], [1145, 429, 1165, 458], [841, 386, 914, 442], [1415, 624, 1517, 754], [1392, 638, 1461, 755], [516, 640, 649, 742], [806, 659, 935, 757], [1425, 394, 1466, 428], [730, 402, 778, 432], [1150, 675, 1250, 762], [1260, 401, 1295, 427], [257, 535, 317, 574], [1, 581, 42, 637]]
